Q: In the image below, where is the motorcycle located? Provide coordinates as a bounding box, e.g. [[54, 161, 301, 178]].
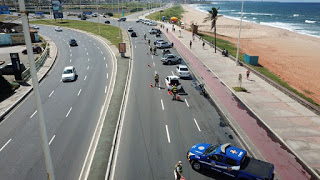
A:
[[222, 50, 228, 57], [199, 84, 207, 97]]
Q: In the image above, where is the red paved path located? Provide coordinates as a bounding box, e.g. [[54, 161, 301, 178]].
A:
[[165, 31, 313, 180]]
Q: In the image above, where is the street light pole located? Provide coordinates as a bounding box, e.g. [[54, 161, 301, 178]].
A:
[[236, 0, 244, 66], [97, 0, 100, 34], [18, 0, 55, 180], [118, 0, 120, 38]]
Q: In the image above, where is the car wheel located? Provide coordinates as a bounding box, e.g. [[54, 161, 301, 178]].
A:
[[168, 61, 172, 65], [191, 160, 201, 171]]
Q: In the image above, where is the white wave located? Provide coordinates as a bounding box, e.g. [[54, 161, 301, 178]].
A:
[[235, 12, 273, 16], [253, 17, 257, 20], [305, 20, 316, 24], [293, 14, 299, 17], [259, 22, 299, 31], [231, 10, 236, 12]]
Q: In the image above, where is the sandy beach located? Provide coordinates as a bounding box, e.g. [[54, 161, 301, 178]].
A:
[[181, 4, 320, 105]]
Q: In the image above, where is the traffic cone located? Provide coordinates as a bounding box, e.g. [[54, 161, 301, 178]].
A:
[[168, 91, 172, 95], [177, 94, 180, 100], [147, 64, 150, 67], [150, 82, 153, 88], [147, 52, 149, 55]]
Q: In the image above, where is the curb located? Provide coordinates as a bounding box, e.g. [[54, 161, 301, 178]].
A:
[[0, 35, 59, 121], [162, 26, 320, 180]]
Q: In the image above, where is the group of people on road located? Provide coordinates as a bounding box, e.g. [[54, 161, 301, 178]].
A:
[[153, 72, 179, 101]]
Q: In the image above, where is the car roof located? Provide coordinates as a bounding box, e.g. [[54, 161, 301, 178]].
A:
[[167, 75, 179, 79], [64, 66, 74, 70], [179, 65, 188, 68]]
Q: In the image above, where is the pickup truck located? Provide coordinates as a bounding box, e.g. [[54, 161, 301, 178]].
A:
[[187, 143, 274, 180]]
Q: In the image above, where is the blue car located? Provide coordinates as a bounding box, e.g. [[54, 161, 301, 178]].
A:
[[187, 143, 274, 180]]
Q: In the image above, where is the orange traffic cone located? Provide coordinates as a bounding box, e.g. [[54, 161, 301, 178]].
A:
[[147, 52, 149, 55], [147, 64, 150, 67], [150, 82, 153, 88], [168, 91, 172, 95], [177, 95, 180, 100]]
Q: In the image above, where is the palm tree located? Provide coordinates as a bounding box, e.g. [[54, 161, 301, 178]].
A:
[[203, 7, 220, 53]]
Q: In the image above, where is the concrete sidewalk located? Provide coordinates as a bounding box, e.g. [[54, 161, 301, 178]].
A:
[[158, 22, 320, 179], [0, 34, 58, 120]]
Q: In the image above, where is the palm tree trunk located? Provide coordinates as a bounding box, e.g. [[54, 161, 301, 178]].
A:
[[214, 26, 217, 53]]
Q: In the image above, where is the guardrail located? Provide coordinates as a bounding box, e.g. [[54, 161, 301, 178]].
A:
[[21, 43, 49, 81]]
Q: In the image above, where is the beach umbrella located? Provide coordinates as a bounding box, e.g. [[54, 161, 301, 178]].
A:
[[170, 17, 178, 22]]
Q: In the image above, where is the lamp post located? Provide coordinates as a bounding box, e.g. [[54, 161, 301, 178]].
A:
[[235, 0, 244, 66], [97, 0, 100, 34], [18, 0, 55, 179]]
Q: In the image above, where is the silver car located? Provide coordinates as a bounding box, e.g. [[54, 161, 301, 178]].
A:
[[62, 66, 77, 82], [176, 65, 190, 78]]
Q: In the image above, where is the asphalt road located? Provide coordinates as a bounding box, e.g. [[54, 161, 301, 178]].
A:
[[0, 26, 113, 179], [106, 13, 244, 180]]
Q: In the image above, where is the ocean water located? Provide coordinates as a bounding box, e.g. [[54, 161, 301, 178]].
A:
[[191, 1, 320, 38]]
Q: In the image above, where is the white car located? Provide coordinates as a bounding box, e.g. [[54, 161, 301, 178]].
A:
[[31, 25, 39, 29], [62, 66, 77, 82], [55, 26, 63, 32], [156, 42, 172, 49], [165, 76, 182, 91], [149, 21, 157, 26], [176, 65, 190, 78]]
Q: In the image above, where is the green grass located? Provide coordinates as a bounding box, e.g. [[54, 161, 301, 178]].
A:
[[198, 32, 319, 108], [0, 15, 19, 21], [233, 87, 247, 92], [146, 5, 184, 21], [32, 20, 122, 48]]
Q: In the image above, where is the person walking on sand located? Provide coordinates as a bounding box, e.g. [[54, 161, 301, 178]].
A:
[[190, 40, 192, 49], [246, 70, 250, 79]]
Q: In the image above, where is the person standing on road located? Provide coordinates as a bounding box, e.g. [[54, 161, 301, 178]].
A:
[[246, 70, 250, 79], [172, 84, 178, 100], [174, 161, 183, 180], [202, 41, 205, 49], [153, 46, 157, 55], [144, 33, 146, 40], [190, 40, 192, 49], [150, 46, 153, 53], [148, 39, 151, 46]]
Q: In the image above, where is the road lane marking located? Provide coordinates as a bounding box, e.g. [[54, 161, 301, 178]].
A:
[[87, 52, 89, 56], [49, 90, 54, 97], [153, 62, 155, 66], [60, 79, 62, 82], [107, 73, 109, 79], [78, 41, 81, 43], [88, 58, 90, 61], [185, 99, 189, 107], [165, 125, 171, 143], [70, 49, 72, 52], [84, 75, 87, 80], [135, 45, 136, 48], [30, 110, 37, 118], [101, 51, 103, 54], [194, 118, 201, 131], [70, 59, 72, 62], [161, 99, 164, 110], [89, 40, 92, 42], [171, 71, 174, 76], [97, 47, 100, 49], [49, 135, 55, 145], [78, 89, 82, 96], [85, 48, 87, 50], [0, 139, 12, 152], [94, 43, 96, 45], [66, 107, 72, 117], [70, 54, 72, 57], [151, 55, 154, 59], [105, 86, 108, 93], [87, 66, 89, 70], [104, 57, 105, 60], [105, 64, 108, 68]]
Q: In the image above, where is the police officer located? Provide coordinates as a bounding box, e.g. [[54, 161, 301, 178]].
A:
[[153, 46, 157, 55], [154, 72, 159, 87], [175, 161, 183, 180], [172, 84, 178, 100]]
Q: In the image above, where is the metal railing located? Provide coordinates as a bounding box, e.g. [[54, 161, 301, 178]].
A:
[[21, 43, 49, 81]]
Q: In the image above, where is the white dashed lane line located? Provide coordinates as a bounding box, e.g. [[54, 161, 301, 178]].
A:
[[70, 54, 72, 57], [78, 89, 82, 96], [151, 55, 154, 59], [94, 43, 96, 45], [49, 135, 55, 145], [30, 110, 37, 118], [101, 51, 103, 54], [165, 125, 171, 143], [153, 62, 155, 66], [104, 57, 105, 60], [49, 90, 54, 98], [171, 71, 174, 76], [88, 58, 90, 61], [135, 45, 136, 48], [85, 48, 87, 50], [70, 59, 72, 62], [161, 99, 164, 110], [66, 107, 72, 118], [87, 52, 89, 56], [185, 99, 189, 107], [69, 49, 71, 52], [105, 86, 108, 93], [84, 75, 87, 80], [97, 47, 100, 49], [0, 139, 12, 152], [87, 66, 89, 70], [107, 73, 109, 79], [194, 118, 201, 131], [105, 64, 108, 68]]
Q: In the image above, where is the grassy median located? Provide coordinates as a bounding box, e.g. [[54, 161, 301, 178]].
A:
[[146, 5, 184, 21], [32, 19, 122, 48]]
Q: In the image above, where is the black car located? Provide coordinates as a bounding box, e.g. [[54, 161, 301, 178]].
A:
[[118, 17, 126, 21], [81, 16, 87, 20], [105, 20, 110, 24], [0, 62, 26, 75], [69, 39, 78, 46], [22, 46, 42, 54], [131, 32, 137, 37]]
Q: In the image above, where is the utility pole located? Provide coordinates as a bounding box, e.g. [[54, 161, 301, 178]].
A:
[[118, 0, 120, 38], [18, 0, 55, 180], [97, 0, 100, 34], [236, 0, 244, 66]]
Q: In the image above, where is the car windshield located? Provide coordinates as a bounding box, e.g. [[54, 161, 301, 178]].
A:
[[63, 69, 73, 74], [203, 144, 220, 155], [180, 68, 188, 71]]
